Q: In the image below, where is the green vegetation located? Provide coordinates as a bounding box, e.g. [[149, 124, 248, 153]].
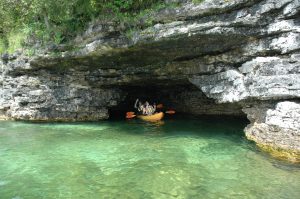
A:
[[0, 39, 6, 54], [0, 0, 167, 54]]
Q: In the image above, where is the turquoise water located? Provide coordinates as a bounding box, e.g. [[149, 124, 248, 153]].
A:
[[0, 117, 299, 199]]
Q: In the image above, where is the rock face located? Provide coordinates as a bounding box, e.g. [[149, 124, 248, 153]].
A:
[[190, 55, 300, 103], [244, 101, 300, 162], [1, 0, 300, 161], [0, 55, 123, 121]]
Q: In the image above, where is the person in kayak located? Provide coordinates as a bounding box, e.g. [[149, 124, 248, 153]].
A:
[[134, 99, 144, 114], [134, 99, 156, 115], [144, 101, 157, 115]]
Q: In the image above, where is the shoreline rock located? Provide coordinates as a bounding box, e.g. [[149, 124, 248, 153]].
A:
[[244, 101, 300, 162]]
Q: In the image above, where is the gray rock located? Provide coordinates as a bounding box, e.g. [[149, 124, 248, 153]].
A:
[[189, 70, 248, 103], [266, 101, 300, 130], [190, 54, 300, 103], [244, 101, 300, 161]]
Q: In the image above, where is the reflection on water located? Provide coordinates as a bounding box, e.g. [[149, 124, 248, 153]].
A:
[[0, 117, 299, 199]]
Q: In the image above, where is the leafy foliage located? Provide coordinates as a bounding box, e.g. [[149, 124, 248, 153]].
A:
[[0, 0, 165, 54]]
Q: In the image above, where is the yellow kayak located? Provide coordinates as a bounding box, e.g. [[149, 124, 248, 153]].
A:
[[137, 112, 164, 122]]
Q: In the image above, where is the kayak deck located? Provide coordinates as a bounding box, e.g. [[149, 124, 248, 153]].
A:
[[137, 112, 164, 122]]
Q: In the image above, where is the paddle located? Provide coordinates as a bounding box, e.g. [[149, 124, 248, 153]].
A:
[[126, 114, 136, 119], [165, 110, 176, 114], [126, 112, 135, 115], [156, 103, 176, 114], [126, 111, 136, 119]]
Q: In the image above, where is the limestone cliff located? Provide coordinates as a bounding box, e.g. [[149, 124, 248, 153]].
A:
[[1, 0, 300, 161]]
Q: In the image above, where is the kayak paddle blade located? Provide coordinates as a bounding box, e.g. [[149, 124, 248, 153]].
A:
[[126, 114, 136, 119], [165, 110, 176, 114], [126, 112, 135, 116]]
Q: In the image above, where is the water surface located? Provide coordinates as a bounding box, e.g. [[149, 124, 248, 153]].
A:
[[0, 117, 299, 199]]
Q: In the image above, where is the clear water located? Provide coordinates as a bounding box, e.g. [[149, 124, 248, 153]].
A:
[[0, 117, 299, 199]]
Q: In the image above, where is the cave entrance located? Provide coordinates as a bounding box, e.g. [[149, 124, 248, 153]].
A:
[[109, 84, 183, 119], [108, 81, 245, 120]]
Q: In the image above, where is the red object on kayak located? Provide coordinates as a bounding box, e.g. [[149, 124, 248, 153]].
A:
[[165, 110, 176, 114], [126, 112, 135, 116], [126, 114, 136, 119]]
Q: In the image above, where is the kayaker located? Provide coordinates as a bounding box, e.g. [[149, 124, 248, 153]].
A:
[[145, 101, 156, 115], [153, 103, 157, 113], [145, 101, 150, 115], [149, 104, 156, 115], [134, 99, 144, 114], [134, 99, 156, 115]]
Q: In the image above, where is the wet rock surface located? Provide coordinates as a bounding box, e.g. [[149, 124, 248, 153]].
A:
[[1, 0, 300, 160]]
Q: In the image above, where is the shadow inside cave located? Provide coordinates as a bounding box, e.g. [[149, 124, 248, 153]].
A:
[[108, 82, 247, 120]]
